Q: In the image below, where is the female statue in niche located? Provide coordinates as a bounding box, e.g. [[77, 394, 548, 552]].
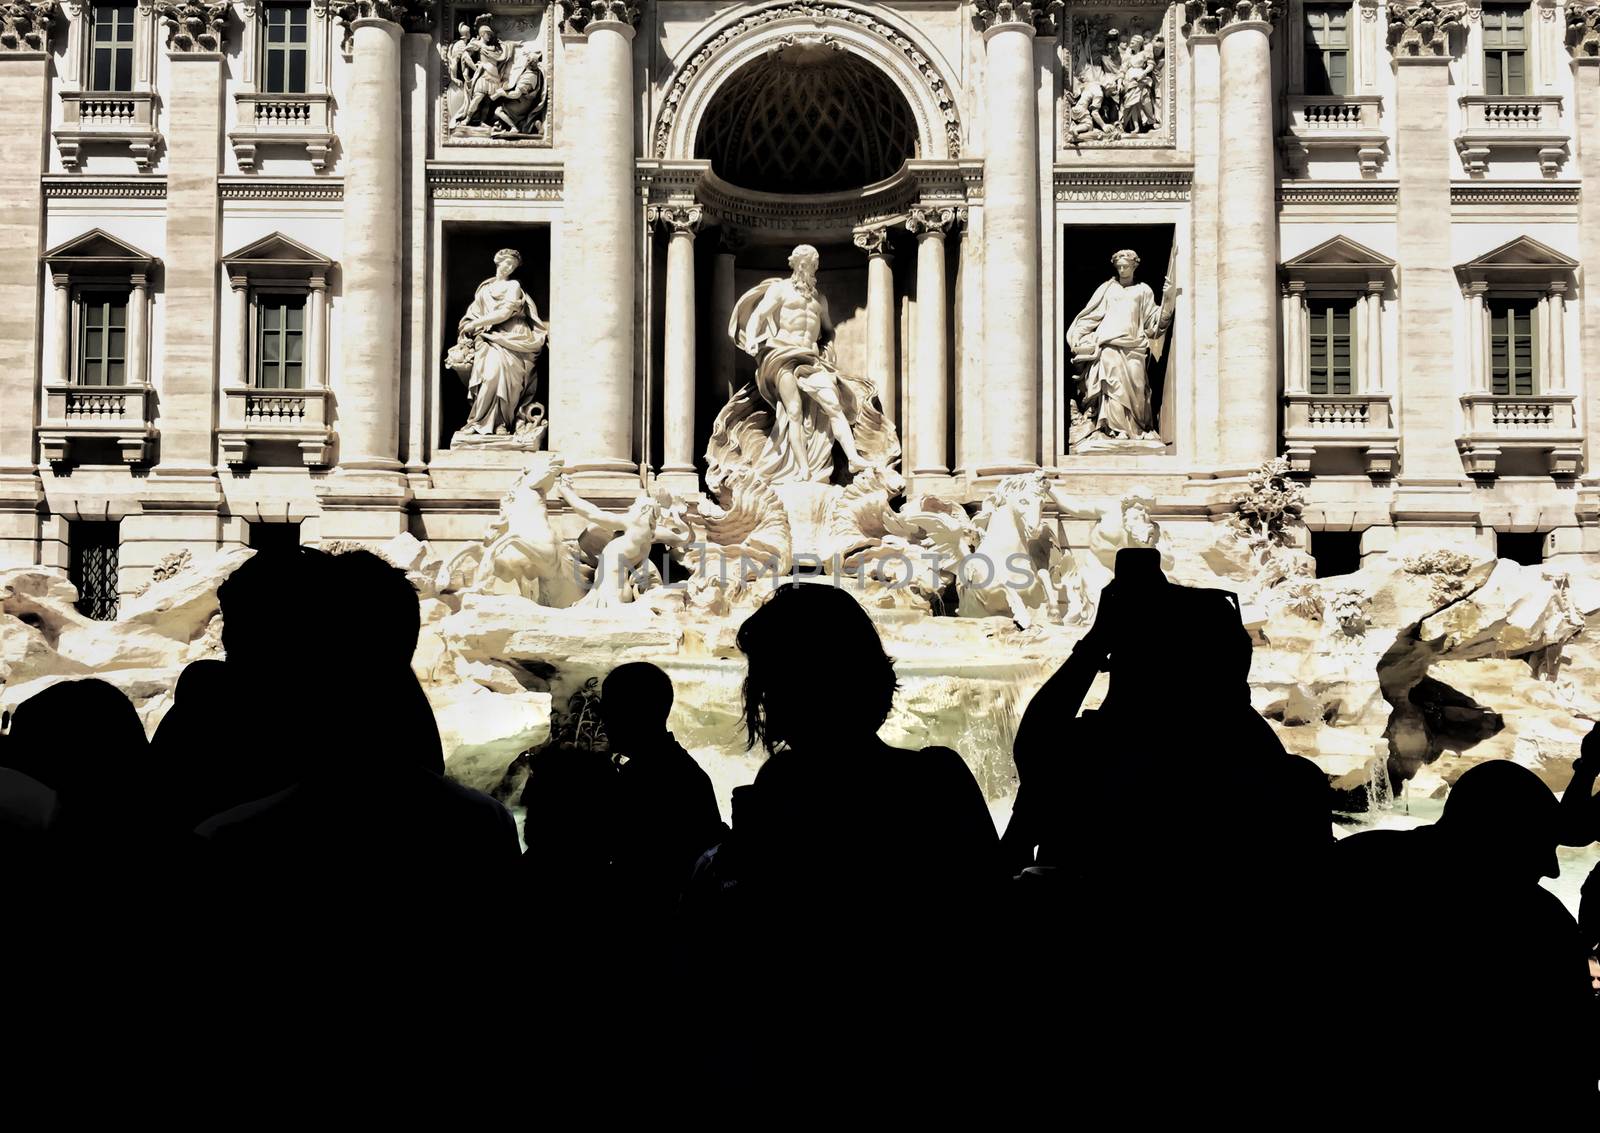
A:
[[445, 247, 549, 448]]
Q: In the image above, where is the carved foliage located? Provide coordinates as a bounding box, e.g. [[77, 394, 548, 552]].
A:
[[1568, 3, 1600, 57], [158, 0, 228, 51], [1387, 1, 1465, 57], [335, 0, 434, 32], [0, 0, 53, 50], [648, 203, 703, 235], [561, 0, 641, 35], [906, 205, 960, 234], [1183, 0, 1280, 35], [852, 226, 890, 256], [971, 0, 1062, 34]]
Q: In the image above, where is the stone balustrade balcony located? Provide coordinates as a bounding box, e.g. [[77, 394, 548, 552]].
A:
[[230, 92, 336, 172], [1456, 95, 1568, 175], [39, 383, 156, 465], [1280, 94, 1386, 176], [219, 386, 333, 467], [54, 90, 160, 172], [1458, 392, 1582, 477], [1283, 392, 1398, 476]]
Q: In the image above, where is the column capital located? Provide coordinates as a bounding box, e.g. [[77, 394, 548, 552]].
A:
[[228, 271, 251, 293], [335, 0, 434, 32], [1387, 1, 1465, 59], [562, 1, 642, 36], [1550, 279, 1570, 296], [649, 203, 702, 236], [0, 1, 53, 52], [971, 0, 1061, 37], [907, 205, 960, 236], [853, 226, 892, 257], [1463, 279, 1490, 297], [129, 270, 150, 290], [308, 273, 328, 292], [50, 270, 70, 290], [717, 225, 747, 256], [1184, 1, 1281, 38], [158, 1, 229, 51], [1568, 3, 1600, 57]]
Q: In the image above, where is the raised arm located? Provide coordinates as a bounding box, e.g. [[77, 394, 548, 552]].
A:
[[555, 476, 625, 532], [1047, 487, 1104, 522]]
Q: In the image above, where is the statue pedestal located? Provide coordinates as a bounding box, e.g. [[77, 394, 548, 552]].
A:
[[773, 481, 843, 566], [1074, 435, 1169, 456]]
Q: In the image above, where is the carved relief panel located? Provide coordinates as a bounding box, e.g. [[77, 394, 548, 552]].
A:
[[1057, 2, 1178, 150], [438, 3, 554, 148]]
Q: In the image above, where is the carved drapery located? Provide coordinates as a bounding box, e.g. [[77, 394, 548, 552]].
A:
[[0, 0, 53, 50], [1568, 3, 1600, 56], [561, 0, 641, 35], [971, 0, 1061, 34], [1387, 1, 1465, 57], [158, 0, 228, 51]]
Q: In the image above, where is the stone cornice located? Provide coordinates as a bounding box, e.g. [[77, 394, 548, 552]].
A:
[[1388, 1, 1465, 58], [1183, 0, 1281, 37], [1053, 168, 1192, 201], [1277, 183, 1398, 205], [220, 178, 345, 200], [561, 1, 642, 35], [427, 165, 563, 200], [1451, 183, 1579, 206], [971, 0, 1061, 36], [43, 177, 168, 199], [0, 0, 53, 51], [158, 0, 228, 51], [1567, 3, 1600, 57]]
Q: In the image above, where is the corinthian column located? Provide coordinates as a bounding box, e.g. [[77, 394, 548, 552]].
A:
[[555, 1, 641, 479], [1211, 0, 1281, 470], [853, 226, 896, 425], [653, 204, 701, 493], [973, 0, 1054, 476], [1569, 10, 1600, 497], [907, 207, 956, 480]]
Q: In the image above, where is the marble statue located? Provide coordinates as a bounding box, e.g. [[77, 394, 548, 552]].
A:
[[556, 477, 693, 608], [957, 471, 1089, 629], [1052, 487, 1176, 599], [446, 453, 586, 607], [1067, 248, 1175, 449], [444, 248, 549, 448], [705, 244, 900, 492], [441, 15, 548, 138], [1062, 17, 1167, 143]]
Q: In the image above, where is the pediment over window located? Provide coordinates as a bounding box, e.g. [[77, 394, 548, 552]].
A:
[[43, 229, 159, 274], [222, 232, 335, 281], [1456, 236, 1578, 286], [1281, 235, 1394, 290]]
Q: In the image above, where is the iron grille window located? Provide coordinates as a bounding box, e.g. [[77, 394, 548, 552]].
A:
[[1484, 5, 1528, 97], [1303, 6, 1350, 97], [90, 4, 136, 93], [70, 520, 120, 621], [1489, 298, 1536, 395], [256, 293, 305, 389], [77, 291, 128, 386], [1307, 298, 1354, 395], [263, 4, 310, 94]]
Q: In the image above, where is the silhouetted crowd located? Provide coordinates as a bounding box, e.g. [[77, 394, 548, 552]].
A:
[[1, 545, 1596, 1114]]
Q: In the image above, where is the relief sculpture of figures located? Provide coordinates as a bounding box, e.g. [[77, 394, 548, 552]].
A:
[[1062, 17, 1166, 143], [444, 247, 549, 449], [1067, 247, 1176, 451], [705, 244, 900, 492], [440, 14, 548, 139]]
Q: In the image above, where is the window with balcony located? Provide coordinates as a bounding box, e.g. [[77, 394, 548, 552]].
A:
[[1488, 297, 1537, 396], [1483, 5, 1528, 97], [70, 520, 121, 621], [90, 4, 136, 93], [255, 293, 307, 390], [1303, 6, 1350, 97], [1306, 298, 1354, 395], [263, 4, 311, 95], [76, 291, 129, 387]]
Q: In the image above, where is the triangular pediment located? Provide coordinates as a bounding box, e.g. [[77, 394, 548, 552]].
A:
[[1460, 235, 1578, 272], [221, 231, 333, 269], [43, 228, 157, 267], [1282, 235, 1395, 271]]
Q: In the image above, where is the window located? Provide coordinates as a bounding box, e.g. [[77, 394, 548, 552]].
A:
[[1483, 5, 1528, 97], [255, 294, 305, 389], [77, 291, 128, 386], [89, 4, 136, 93], [1310, 530, 1363, 578], [1496, 530, 1546, 565], [248, 521, 302, 552], [1307, 298, 1354, 395], [70, 521, 120, 621], [1489, 297, 1536, 395], [1304, 6, 1350, 97], [263, 4, 311, 95]]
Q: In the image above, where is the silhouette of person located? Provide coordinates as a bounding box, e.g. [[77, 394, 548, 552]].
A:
[[1334, 760, 1592, 1112]]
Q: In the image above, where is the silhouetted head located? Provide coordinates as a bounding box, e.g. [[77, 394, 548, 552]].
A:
[[736, 583, 898, 755], [1436, 760, 1561, 881], [602, 662, 674, 754], [3, 678, 147, 799], [326, 549, 423, 666], [218, 547, 336, 671]]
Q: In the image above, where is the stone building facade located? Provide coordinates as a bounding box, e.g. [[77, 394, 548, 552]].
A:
[[3, 0, 1600, 610]]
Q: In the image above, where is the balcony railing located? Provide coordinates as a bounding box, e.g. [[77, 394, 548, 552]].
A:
[[55, 90, 160, 171], [1456, 95, 1568, 175], [39, 382, 155, 465], [219, 386, 333, 467], [1458, 392, 1582, 477], [1281, 94, 1386, 175], [230, 92, 335, 171], [1283, 392, 1398, 476]]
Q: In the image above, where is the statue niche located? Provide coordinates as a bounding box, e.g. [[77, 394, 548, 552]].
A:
[[439, 7, 551, 145], [444, 246, 549, 450]]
